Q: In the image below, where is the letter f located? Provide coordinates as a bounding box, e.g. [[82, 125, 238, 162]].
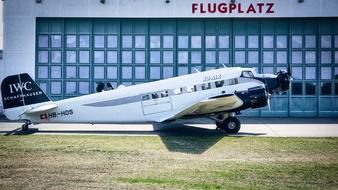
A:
[[192, 3, 198, 13]]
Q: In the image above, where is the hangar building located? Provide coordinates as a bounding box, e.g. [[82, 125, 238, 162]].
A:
[[1, 0, 338, 117]]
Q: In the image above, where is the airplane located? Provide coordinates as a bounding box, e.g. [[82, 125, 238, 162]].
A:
[[1, 67, 291, 133]]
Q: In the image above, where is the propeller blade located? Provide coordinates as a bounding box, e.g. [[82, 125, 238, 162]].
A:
[[287, 65, 292, 77]]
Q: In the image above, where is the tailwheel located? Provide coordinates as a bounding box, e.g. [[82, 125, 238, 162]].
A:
[[21, 121, 31, 131], [216, 117, 241, 134], [21, 123, 29, 131]]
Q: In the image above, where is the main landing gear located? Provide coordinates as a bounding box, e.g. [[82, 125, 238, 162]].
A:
[[210, 113, 241, 134], [22, 120, 32, 131], [216, 117, 241, 134]]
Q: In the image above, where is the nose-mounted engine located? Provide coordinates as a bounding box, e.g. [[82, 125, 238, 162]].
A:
[[253, 69, 291, 94], [233, 68, 292, 112]]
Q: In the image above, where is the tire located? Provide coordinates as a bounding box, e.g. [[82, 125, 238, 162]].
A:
[[22, 124, 29, 131], [216, 117, 241, 134]]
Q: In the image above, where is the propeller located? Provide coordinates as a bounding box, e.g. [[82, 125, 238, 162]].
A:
[[287, 64, 292, 77], [287, 64, 293, 91], [263, 76, 271, 110]]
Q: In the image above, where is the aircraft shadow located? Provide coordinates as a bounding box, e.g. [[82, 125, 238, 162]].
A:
[[155, 124, 266, 154], [3, 124, 266, 154]]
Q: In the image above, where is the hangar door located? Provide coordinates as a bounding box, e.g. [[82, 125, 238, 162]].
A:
[[35, 18, 338, 117]]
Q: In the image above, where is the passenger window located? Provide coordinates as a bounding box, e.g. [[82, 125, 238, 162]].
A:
[[194, 84, 201, 91], [161, 91, 169, 97], [201, 83, 211, 90], [210, 82, 216, 89], [224, 80, 229, 86], [173, 88, 182, 95], [229, 79, 236, 85], [215, 80, 224, 88], [142, 95, 150, 101], [187, 86, 194, 93], [206, 83, 211, 89], [151, 93, 159, 99]]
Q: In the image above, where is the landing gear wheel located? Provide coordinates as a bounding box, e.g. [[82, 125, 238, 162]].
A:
[[22, 123, 29, 131], [216, 117, 241, 134]]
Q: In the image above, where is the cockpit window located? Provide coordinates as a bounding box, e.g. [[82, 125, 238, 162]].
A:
[[242, 71, 254, 78]]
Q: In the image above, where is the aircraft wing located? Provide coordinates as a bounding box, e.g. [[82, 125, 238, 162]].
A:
[[159, 94, 243, 122], [20, 103, 57, 115]]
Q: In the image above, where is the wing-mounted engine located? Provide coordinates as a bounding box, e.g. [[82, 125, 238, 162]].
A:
[[234, 86, 268, 110]]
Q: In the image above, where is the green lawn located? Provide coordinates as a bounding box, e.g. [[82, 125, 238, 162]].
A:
[[0, 135, 337, 189]]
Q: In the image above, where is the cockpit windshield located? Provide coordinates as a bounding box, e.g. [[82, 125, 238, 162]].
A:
[[241, 71, 254, 78]]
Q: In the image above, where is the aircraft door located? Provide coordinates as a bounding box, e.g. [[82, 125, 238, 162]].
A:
[[141, 91, 173, 115]]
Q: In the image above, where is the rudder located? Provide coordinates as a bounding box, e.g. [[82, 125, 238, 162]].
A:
[[1, 73, 50, 109]]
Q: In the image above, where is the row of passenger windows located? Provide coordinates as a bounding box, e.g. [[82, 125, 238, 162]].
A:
[[38, 34, 338, 49], [141, 79, 237, 101]]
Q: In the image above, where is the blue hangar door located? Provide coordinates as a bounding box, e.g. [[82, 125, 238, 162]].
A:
[[35, 18, 338, 117]]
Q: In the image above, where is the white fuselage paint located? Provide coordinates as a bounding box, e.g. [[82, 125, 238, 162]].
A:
[[4, 67, 268, 124]]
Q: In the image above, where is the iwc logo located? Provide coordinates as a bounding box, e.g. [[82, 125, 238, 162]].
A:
[[3, 81, 43, 101], [9, 81, 32, 94], [1, 73, 50, 109]]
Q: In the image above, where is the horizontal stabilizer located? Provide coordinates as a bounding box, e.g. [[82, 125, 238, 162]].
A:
[[20, 103, 57, 115]]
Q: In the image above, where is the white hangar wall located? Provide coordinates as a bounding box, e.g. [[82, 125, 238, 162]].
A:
[[3, 0, 338, 78]]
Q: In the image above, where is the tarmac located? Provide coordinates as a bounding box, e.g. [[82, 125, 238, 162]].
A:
[[0, 116, 338, 137]]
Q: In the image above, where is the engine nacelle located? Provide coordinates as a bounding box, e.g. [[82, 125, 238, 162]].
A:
[[235, 86, 268, 110]]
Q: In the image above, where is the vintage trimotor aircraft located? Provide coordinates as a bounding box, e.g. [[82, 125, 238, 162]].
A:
[[1, 67, 291, 133]]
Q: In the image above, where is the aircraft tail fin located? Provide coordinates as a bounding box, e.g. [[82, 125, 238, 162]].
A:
[[1, 73, 51, 110]]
